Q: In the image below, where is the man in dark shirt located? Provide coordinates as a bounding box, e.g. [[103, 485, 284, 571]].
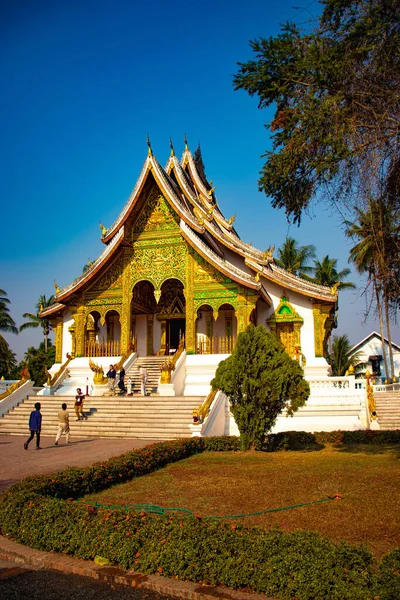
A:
[[24, 402, 42, 450]]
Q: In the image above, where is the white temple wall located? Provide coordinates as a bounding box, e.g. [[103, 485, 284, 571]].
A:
[[96, 320, 107, 342], [196, 312, 208, 336], [214, 316, 225, 337], [256, 299, 270, 327], [136, 314, 147, 356], [62, 310, 74, 356], [224, 248, 254, 274]]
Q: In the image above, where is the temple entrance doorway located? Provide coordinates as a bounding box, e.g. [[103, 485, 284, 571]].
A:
[[167, 318, 185, 353], [131, 278, 185, 356], [157, 278, 186, 355]]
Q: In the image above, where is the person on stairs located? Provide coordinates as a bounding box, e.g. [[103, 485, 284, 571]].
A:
[[139, 365, 148, 396], [74, 388, 87, 420], [55, 403, 70, 445], [24, 402, 42, 450], [106, 364, 117, 395], [118, 367, 126, 394]]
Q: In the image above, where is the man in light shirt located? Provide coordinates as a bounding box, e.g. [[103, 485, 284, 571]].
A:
[[139, 366, 148, 396], [55, 403, 70, 445]]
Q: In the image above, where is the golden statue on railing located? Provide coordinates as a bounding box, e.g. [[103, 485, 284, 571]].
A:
[[159, 336, 185, 384], [88, 359, 108, 385]]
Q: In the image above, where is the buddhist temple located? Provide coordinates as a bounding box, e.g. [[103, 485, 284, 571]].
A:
[[40, 140, 338, 382]]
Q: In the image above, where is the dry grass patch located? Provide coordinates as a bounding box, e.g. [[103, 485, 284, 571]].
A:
[[85, 443, 400, 558]]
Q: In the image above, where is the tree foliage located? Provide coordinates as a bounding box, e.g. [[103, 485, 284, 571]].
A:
[[345, 199, 400, 379], [311, 255, 355, 289], [211, 325, 309, 450], [234, 0, 400, 224], [0, 289, 18, 377], [23, 340, 56, 386], [20, 294, 54, 353], [327, 334, 363, 376], [274, 236, 315, 277]]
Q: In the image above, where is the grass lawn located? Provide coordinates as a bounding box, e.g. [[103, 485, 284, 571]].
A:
[[84, 443, 400, 559]]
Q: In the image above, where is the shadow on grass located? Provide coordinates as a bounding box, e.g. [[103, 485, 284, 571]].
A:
[[261, 443, 325, 453], [334, 443, 400, 457]]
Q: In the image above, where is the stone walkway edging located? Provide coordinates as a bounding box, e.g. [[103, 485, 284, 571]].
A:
[[0, 534, 274, 600]]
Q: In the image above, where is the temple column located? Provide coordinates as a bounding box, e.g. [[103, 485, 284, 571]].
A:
[[237, 294, 247, 334], [131, 315, 136, 351], [206, 312, 213, 354], [74, 306, 85, 357], [51, 317, 64, 363], [237, 292, 258, 334], [160, 320, 167, 354], [185, 249, 195, 354], [146, 315, 154, 356], [68, 323, 76, 359], [86, 319, 96, 357], [120, 248, 133, 355], [312, 303, 333, 358]]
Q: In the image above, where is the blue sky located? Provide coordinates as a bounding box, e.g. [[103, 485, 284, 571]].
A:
[[1, 0, 397, 361]]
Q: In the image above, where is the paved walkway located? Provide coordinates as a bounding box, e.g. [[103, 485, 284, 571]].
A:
[[0, 435, 159, 494], [0, 435, 273, 600]]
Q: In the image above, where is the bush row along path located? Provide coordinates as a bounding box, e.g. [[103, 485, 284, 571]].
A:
[[0, 435, 276, 600]]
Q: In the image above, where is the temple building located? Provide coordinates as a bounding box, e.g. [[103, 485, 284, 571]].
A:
[[41, 141, 338, 378]]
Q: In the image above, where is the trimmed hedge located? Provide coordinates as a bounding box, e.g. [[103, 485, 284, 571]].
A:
[[0, 436, 399, 600], [263, 429, 400, 451]]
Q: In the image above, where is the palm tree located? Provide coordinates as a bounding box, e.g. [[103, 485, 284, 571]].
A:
[[327, 334, 363, 376], [275, 237, 316, 278], [345, 200, 399, 381], [311, 256, 355, 290], [0, 289, 18, 335], [0, 290, 18, 373], [20, 294, 54, 353], [0, 346, 18, 378]]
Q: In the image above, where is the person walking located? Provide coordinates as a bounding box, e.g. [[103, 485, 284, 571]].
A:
[[74, 388, 87, 420], [106, 364, 117, 395], [118, 367, 126, 394], [139, 365, 148, 396], [126, 376, 133, 396], [55, 403, 70, 445], [24, 402, 42, 450]]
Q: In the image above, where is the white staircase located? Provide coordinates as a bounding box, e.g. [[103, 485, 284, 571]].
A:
[[0, 394, 204, 440], [375, 391, 400, 430], [125, 356, 166, 394]]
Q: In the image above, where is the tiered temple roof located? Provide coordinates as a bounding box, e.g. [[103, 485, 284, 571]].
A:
[[41, 142, 337, 318]]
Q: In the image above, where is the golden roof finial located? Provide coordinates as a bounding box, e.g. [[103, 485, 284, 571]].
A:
[[99, 223, 107, 236], [255, 272, 260, 282], [54, 280, 61, 294], [184, 133, 188, 151], [228, 213, 236, 225], [207, 186, 216, 196], [263, 246, 275, 259], [330, 282, 340, 295], [169, 137, 175, 157], [146, 133, 152, 156]]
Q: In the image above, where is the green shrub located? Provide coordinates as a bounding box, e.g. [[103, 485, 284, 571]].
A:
[[203, 436, 241, 451], [263, 431, 319, 451], [313, 430, 400, 445], [377, 548, 400, 600]]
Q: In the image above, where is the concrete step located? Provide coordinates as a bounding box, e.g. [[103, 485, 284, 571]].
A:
[[0, 393, 202, 440]]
